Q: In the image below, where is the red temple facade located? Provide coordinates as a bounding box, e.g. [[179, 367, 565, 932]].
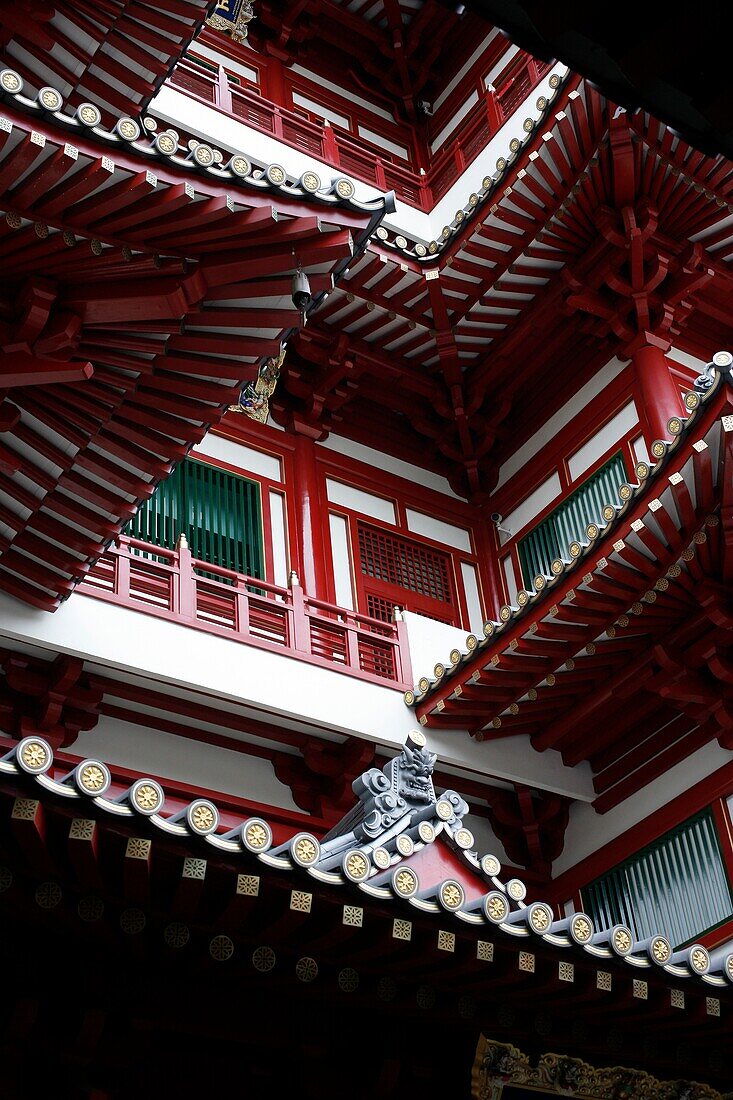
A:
[[1, 3, 732, 1097]]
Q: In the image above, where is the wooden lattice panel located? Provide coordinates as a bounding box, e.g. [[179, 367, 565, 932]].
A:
[[357, 524, 454, 604]]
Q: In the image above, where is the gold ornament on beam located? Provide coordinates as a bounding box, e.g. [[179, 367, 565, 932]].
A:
[[229, 345, 286, 423], [206, 0, 255, 43]]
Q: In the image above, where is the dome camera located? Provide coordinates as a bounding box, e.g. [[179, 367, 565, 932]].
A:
[[292, 268, 312, 311]]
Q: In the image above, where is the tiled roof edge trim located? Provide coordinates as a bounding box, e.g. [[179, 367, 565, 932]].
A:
[[0, 69, 387, 218], [1, 735, 731, 989], [405, 354, 731, 706]]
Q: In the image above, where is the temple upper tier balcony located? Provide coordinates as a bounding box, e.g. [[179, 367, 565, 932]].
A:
[[78, 534, 413, 690], [161, 34, 555, 211]]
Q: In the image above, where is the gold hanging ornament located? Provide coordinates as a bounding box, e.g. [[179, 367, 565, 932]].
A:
[[229, 345, 286, 423]]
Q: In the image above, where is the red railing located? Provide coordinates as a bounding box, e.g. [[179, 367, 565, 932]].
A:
[[77, 535, 413, 689], [166, 55, 556, 211]]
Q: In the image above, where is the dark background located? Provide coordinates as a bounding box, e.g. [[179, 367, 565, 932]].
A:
[[449, 1, 733, 161]]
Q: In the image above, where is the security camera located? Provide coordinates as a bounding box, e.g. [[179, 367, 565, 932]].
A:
[[292, 268, 312, 311], [491, 512, 512, 537], [418, 100, 433, 116]]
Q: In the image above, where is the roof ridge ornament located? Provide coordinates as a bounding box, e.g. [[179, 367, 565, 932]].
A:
[[321, 730, 467, 843], [693, 349, 732, 394]]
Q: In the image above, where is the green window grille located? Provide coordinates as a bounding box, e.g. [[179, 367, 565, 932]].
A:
[[518, 450, 628, 584], [580, 810, 733, 948], [127, 458, 264, 579]]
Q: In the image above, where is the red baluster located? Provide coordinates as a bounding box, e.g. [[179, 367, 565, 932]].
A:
[[176, 534, 195, 620]]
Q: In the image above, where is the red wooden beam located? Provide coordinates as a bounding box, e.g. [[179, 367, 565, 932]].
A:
[[0, 353, 93, 388]]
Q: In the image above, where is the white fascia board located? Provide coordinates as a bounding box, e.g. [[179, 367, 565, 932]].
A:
[[0, 591, 594, 802]]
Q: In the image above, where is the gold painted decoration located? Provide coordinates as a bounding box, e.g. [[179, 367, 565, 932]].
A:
[[35, 881, 62, 909], [484, 890, 509, 923], [76, 102, 101, 127], [335, 177, 355, 199], [76, 760, 110, 795], [131, 778, 164, 815], [396, 834, 414, 857], [229, 345, 286, 423], [295, 956, 318, 982], [209, 934, 234, 961], [291, 832, 320, 866], [506, 878, 526, 901], [187, 800, 218, 835], [529, 902, 552, 932], [393, 867, 418, 897], [611, 925, 632, 955], [481, 854, 501, 877], [206, 0, 255, 43], [690, 946, 710, 973], [17, 737, 51, 775], [155, 131, 177, 155], [570, 913, 593, 943], [165, 922, 191, 949], [39, 86, 63, 111], [650, 935, 672, 963], [439, 880, 465, 910], [300, 171, 321, 192], [229, 154, 251, 177], [0, 68, 22, 92], [472, 1037, 724, 1099], [252, 945, 276, 971], [436, 799, 454, 821], [242, 818, 271, 851], [116, 117, 140, 141]]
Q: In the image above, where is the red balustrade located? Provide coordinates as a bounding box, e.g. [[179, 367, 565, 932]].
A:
[[167, 52, 556, 211], [77, 536, 413, 689]]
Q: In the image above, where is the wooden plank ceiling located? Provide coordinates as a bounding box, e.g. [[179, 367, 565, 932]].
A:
[[0, 731, 729, 1096], [0, 0, 216, 123], [408, 372, 733, 820], [272, 79, 733, 498], [0, 78, 385, 609]]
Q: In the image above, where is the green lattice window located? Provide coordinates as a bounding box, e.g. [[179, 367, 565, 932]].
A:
[[518, 451, 628, 584], [127, 459, 264, 579], [580, 810, 733, 948]]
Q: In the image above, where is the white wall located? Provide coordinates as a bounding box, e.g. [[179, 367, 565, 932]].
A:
[[193, 435, 282, 482], [0, 591, 594, 801], [554, 740, 733, 875], [495, 357, 628, 491], [74, 714, 301, 810], [503, 470, 561, 540]]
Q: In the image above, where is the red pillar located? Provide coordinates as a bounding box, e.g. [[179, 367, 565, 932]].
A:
[[292, 434, 329, 600], [629, 336, 683, 444]]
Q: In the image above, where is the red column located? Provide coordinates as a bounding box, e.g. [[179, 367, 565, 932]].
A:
[[629, 337, 683, 444], [292, 434, 329, 600]]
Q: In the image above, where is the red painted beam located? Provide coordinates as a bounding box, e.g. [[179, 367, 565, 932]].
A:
[[0, 353, 93, 388]]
